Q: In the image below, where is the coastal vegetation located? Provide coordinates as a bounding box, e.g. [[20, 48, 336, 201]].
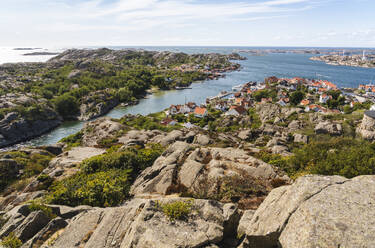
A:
[[46, 144, 164, 207], [256, 137, 375, 179], [0, 48, 242, 147]]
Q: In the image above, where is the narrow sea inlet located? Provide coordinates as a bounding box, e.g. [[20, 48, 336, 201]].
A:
[[5, 47, 375, 148]]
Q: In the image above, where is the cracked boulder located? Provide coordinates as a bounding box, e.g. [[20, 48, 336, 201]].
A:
[[131, 141, 290, 209], [314, 121, 342, 135], [49, 197, 241, 248], [240, 175, 375, 248], [357, 110, 375, 141]]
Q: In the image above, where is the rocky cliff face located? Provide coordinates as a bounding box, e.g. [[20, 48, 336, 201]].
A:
[[0, 110, 62, 148]]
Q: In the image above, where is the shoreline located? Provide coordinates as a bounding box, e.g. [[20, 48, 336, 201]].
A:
[[0, 62, 242, 150], [310, 55, 375, 69]]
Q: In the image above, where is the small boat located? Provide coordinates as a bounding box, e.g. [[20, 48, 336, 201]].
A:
[[175, 86, 192, 90]]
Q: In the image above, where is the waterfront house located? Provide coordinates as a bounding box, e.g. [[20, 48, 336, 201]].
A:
[[319, 88, 328, 93], [186, 102, 197, 109], [225, 105, 247, 116], [235, 97, 244, 105], [309, 82, 322, 91], [319, 94, 332, 104], [277, 99, 287, 107], [261, 98, 273, 104], [215, 101, 228, 111], [161, 118, 177, 126], [169, 103, 196, 115], [183, 122, 198, 129], [169, 105, 181, 115], [277, 98, 289, 107], [322, 81, 337, 90], [305, 104, 325, 113], [242, 100, 252, 109], [300, 99, 310, 106], [194, 107, 208, 118]]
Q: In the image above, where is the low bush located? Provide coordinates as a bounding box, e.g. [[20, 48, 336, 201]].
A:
[[256, 137, 375, 179], [0, 151, 53, 193], [59, 131, 83, 147], [36, 174, 54, 190], [81, 144, 164, 175], [46, 144, 164, 207], [47, 169, 131, 207], [28, 202, 56, 219], [1, 232, 22, 248], [160, 200, 193, 221]]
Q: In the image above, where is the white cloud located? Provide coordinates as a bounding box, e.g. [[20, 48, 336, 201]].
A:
[[1, 0, 373, 47]]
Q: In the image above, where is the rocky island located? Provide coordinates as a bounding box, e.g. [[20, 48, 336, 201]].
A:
[[23, 52, 60, 56], [0, 74, 375, 247], [0, 48, 245, 148], [311, 54, 375, 68]]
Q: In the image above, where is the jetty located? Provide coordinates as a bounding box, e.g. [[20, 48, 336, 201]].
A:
[[207, 91, 234, 101]]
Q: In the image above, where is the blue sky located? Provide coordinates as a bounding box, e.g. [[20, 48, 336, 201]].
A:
[[1, 0, 374, 47]]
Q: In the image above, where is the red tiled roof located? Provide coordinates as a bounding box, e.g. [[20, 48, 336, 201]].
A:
[[194, 107, 207, 115], [230, 105, 247, 115]]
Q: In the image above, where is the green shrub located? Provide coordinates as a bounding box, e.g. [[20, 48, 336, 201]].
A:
[[289, 91, 304, 106], [160, 200, 193, 221], [54, 94, 79, 119], [248, 108, 261, 129], [0, 151, 53, 192], [0, 214, 9, 230], [1, 232, 22, 248], [28, 202, 56, 219], [59, 131, 83, 147], [46, 144, 163, 207], [284, 137, 375, 179], [47, 169, 131, 207], [36, 174, 54, 190], [254, 150, 288, 172], [97, 137, 119, 148], [81, 144, 164, 175]]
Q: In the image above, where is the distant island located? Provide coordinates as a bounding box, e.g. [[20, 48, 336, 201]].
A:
[[311, 54, 375, 68], [238, 48, 375, 57], [13, 48, 41, 51], [23, 52, 60, 56]]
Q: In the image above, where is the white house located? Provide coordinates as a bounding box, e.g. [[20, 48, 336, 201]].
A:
[[319, 94, 332, 104], [183, 122, 197, 129], [277, 99, 287, 107]]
